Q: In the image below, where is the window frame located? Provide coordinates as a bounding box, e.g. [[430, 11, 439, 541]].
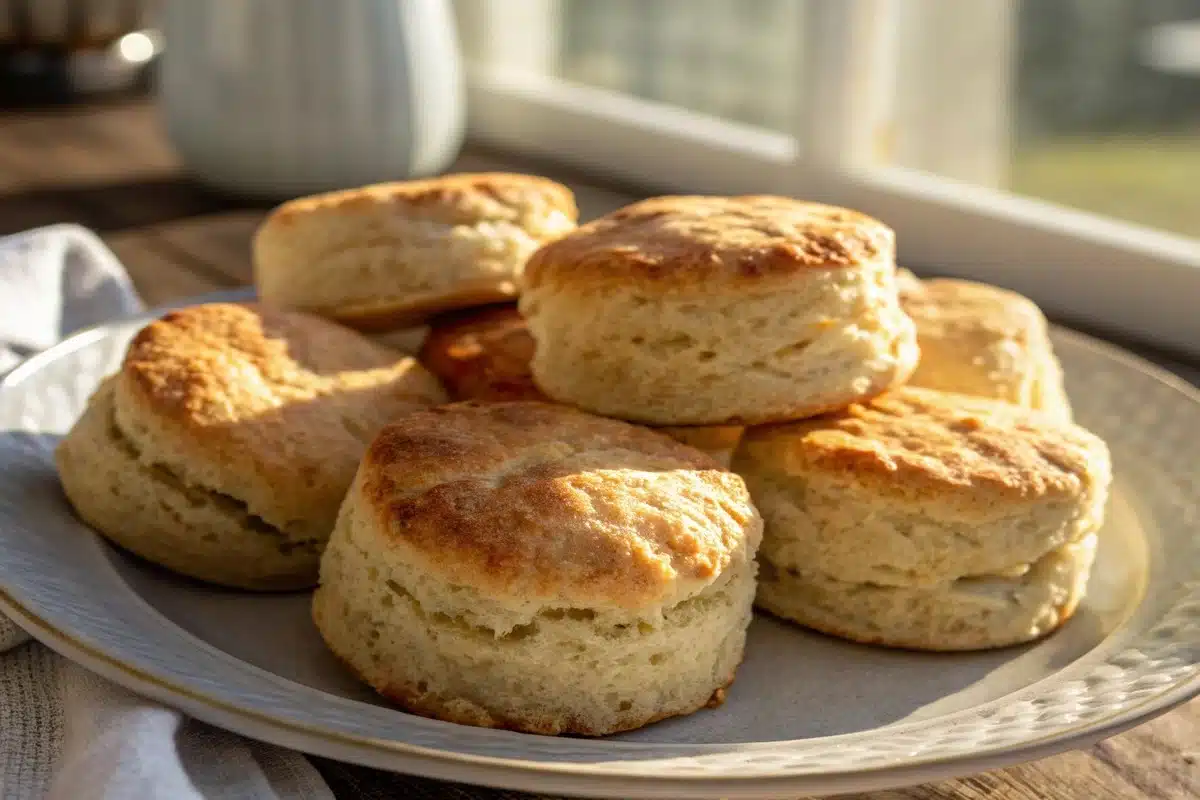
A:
[[456, 0, 1200, 356]]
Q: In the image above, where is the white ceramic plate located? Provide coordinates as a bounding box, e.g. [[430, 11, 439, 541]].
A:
[[1, 299, 1198, 799]]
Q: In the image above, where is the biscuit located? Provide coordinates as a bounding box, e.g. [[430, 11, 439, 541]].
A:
[[732, 387, 1110, 650], [520, 195, 919, 425], [419, 304, 743, 465], [55, 303, 447, 590], [253, 173, 578, 331], [312, 402, 762, 735], [901, 277, 1072, 420]]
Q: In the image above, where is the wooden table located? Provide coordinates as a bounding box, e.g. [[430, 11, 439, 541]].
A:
[[0, 100, 1195, 800]]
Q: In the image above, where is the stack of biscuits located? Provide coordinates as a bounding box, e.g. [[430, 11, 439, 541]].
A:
[[55, 172, 1111, 737]]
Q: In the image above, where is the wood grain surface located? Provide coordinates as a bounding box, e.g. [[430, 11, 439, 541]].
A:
[[0, 100, 1195, 800]]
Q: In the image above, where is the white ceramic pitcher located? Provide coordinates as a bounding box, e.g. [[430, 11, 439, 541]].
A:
[[158, 0, 464, 197]]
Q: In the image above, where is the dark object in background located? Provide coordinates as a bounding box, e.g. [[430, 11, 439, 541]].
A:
[[0, 0, 160, 106]]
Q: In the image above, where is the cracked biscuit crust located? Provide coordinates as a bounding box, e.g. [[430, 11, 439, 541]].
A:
[[359, 401, 760, 609], [114, 302, 446, 541]]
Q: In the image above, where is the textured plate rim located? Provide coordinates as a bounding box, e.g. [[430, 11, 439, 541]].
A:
[[0, 297, 1197, 798]]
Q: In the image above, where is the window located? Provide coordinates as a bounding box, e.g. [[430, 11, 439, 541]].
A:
[[454, 0, 1200, 356], [1009, 4, 1200, 238], [558, 0, 802, 133]]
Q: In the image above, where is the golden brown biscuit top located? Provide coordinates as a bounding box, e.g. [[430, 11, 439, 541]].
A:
[[523, 195, 893, 290], [122, 303, 444, 422], [418, 305, 549, 403], [359, 402, 761, 609], [259, 172, 577, 233], [116, 303, 447, 531], [901, 278, 1047, 345], [742, 387, 1106, 507]]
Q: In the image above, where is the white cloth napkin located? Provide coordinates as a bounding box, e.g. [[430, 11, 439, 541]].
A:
[[0, 225, 335, 800]]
